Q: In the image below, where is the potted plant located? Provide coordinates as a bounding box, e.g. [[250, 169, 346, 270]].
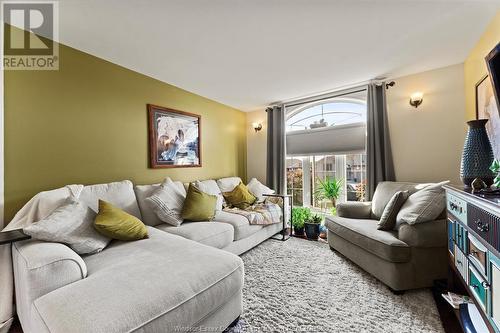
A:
[[305, 214, 322, 240], [291, 207, 311, 236], [491, 159, 500, 189], [315, 176, 343, 207]]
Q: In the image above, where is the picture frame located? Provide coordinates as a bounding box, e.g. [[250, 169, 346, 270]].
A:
[[476, 75, 500, 159], [147, 104, 201, 168]]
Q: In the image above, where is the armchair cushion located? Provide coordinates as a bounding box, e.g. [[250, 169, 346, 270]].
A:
[[325, 216, 410, 262], [336, 201, 372, 219], [371, 182, 427, 220], [397, 219, 447, 247]]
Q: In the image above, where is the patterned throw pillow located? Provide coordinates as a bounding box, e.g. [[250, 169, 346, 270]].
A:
[[24, 199, 111, 255], [145, 177, 186, 226], [377, 191, 409, 231]]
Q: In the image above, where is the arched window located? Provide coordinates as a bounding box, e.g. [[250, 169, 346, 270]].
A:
[[286, 98, 366, 132], [285, 93, 367, 209]]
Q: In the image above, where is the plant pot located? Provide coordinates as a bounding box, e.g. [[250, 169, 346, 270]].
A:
[[460, 119, 495, 188], [294, 227, 305, 236], [305, 223, 320, 240]]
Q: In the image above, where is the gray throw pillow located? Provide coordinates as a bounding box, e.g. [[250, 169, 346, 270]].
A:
[[24, 199, 111, 255], [396, 180, 449, 226], [377, 191, 409, 230]]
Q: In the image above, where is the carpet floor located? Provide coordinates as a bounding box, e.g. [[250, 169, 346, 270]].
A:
[[230, 237, 445, 333]]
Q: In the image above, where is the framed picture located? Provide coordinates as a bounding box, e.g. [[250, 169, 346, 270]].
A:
[[147, 104, 201, 168], [476, 75, 500, 159]]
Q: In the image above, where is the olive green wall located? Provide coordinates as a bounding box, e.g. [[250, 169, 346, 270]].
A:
[[4, 43, 247, 222], [464, 10, 500, 121]]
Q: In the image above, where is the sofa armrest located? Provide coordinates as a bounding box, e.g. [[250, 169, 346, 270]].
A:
[[12, 240, 87, 327], [397, 219, 447, 247], [336, 202, 372, 219]]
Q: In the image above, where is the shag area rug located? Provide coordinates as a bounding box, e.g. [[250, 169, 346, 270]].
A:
[[230, 237, 444, 333]]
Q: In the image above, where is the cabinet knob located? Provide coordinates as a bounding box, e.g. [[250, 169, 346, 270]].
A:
[[482, 281, 490, 290], [476, 220, 490, 232]]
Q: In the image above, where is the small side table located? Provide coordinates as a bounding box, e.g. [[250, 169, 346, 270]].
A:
[[263, 193, 292, 241], [0, 229, 30, 245]]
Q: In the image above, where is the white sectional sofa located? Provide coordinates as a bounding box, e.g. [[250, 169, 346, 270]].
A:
[[10, 178, 283, 333]]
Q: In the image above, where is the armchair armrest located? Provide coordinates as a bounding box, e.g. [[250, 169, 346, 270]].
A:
[[12, 240, 87, 326], [397, 219, 447, 247], [336, 202, 372, 219]]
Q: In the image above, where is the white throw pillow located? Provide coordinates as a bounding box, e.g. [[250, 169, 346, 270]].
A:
[[247, 178, 275, 202], [216, 177, 242, 193], [23, 199, 111, 255], [194, 180, 223, 211], [396, 180, 449, 226], [145, 177, 186, 226]]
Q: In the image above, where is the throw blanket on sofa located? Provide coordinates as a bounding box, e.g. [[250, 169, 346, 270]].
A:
[[223, 202, 282, 225]]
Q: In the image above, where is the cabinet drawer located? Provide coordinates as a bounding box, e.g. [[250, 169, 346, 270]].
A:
[[448, 220, 455, 254], [468, 234, 488, 275], [455, 245, 468, 284], [447, 192, 468, 223], [469, 265, 488, 310], [467, 203, 500, 252], [490, 253, 500, 331], [455, 223, 468, 253]]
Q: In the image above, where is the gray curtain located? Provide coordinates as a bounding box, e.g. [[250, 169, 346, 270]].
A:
[[266, 105, 286, 194], [367, 83, 395, 200]]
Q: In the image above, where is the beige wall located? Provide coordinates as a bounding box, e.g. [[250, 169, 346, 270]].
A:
[[246, 64, 466, 186], [464, 11, 500, 120], [386, 64, 466, 185], [4, 41, 247, 222], [246, 110, 267, 183]]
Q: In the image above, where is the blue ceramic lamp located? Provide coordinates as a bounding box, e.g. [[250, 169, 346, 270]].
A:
[[460, 119, 495, 188]]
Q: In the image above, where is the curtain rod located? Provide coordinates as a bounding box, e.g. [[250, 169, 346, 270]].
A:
[[283, 88, 367, 109], [269, 79, 396, 110]]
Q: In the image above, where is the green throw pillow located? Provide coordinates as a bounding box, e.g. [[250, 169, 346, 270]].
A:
[[223, 182, 257, 209], [181, 184, 218, 221], [94, 200, 148, 241]]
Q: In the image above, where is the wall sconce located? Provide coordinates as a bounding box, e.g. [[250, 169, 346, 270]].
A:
[[409, 92, 423, 108], [252, 122, 262, 132]]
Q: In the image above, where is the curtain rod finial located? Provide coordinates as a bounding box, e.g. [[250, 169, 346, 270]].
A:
[[385, 81, 395, 89]]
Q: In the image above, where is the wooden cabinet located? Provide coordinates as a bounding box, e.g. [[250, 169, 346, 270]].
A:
[[445, 185, 500, 333]]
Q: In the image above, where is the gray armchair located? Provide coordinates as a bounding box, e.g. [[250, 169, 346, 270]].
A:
[[326, 181, 448, 292]]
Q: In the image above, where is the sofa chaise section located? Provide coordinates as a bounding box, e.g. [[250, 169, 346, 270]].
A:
[[13, 227, 244, 333]]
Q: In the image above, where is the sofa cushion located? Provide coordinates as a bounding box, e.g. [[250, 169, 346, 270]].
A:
[[156, 222, 234, 249], [134, 183, 163, 226], [247, 178, 275, 202], [325, 216, 410, 263], [371, 182, 429, 220], [33, 228, 243, 333], [214, 211, 263, 241], [216, 177, 242, 193], [79, 180, 141, 219], [397, 219, 448, 247]]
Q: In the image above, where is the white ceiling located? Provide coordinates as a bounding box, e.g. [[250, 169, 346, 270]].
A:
[[56, 0, 499, 111]]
